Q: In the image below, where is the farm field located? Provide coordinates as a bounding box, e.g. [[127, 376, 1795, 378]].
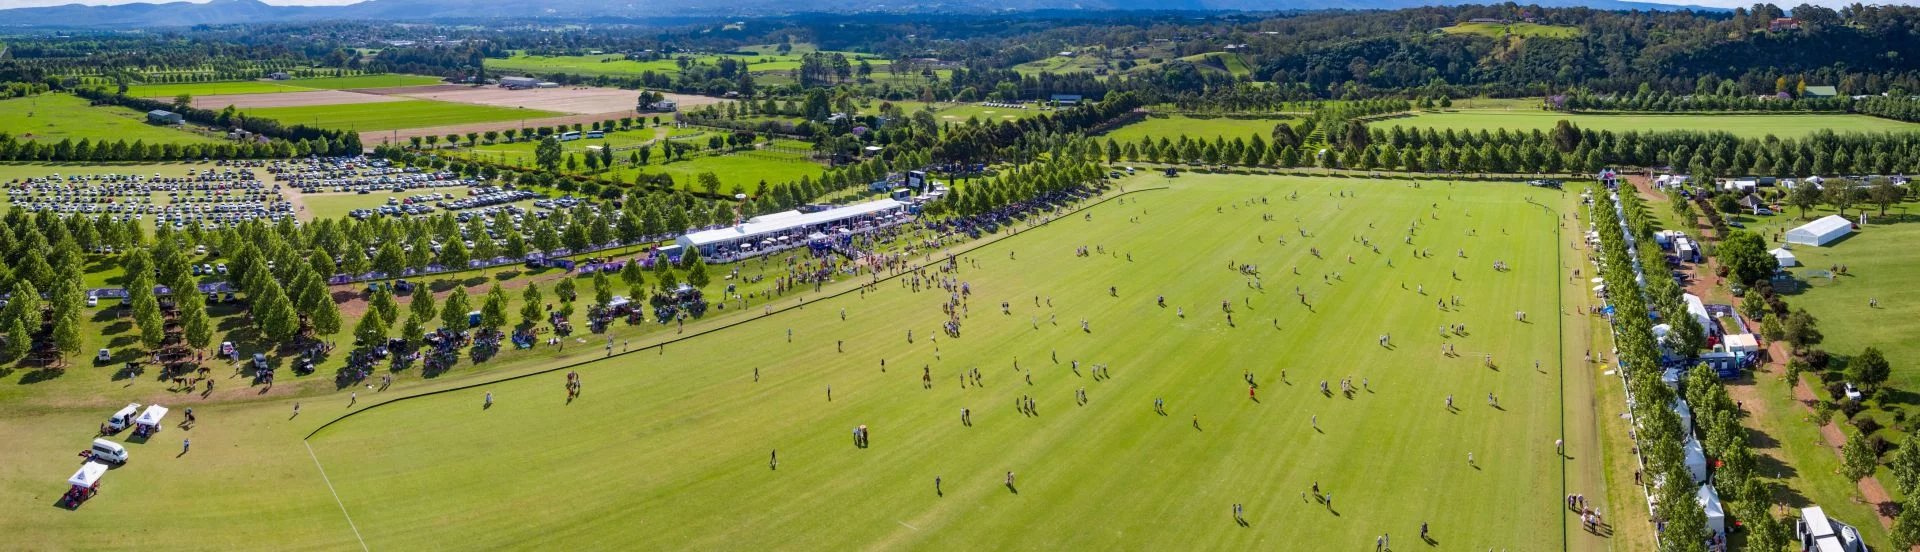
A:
[[241, 100, 562, 132], [1101, 114, 1296, 144], [1441, 21, 1583, 39], [0, 95, 221, 145], [0, 172, 1577, 549], [487, 45, 891, 79], [461, 134, 824, 193], [125, 74, 445, 98], [1370, 111, 1920, 138]]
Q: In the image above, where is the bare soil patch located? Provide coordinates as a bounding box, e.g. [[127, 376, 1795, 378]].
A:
[[396, 86, 722, 115]]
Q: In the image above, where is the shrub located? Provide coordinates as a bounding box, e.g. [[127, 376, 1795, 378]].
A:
[[1839, 398, 1867, 418], [1854, 416, 1882, 436]]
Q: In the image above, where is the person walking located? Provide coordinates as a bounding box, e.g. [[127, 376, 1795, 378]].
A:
[[181, 438, 190, 455], [484, 391, 493, 408], [770, 449, 777, 470]]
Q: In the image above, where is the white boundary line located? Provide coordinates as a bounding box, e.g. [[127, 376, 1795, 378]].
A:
[[305, 441, 371, 552]]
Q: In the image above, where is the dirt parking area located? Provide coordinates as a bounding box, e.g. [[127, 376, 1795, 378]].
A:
[[384, 86, 722, 115], [190, 90, 405, 110]]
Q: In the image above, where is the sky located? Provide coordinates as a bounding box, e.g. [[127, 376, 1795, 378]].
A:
[[0, 0, 1893, 8]]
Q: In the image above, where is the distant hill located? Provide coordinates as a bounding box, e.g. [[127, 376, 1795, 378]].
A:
[[0, 0, 1725, 28]]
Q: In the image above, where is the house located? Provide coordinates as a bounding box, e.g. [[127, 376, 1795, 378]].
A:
[[1050, 94, 1083, 105], [1768, 17, 1800, 31], [267, 72, 291, 80], [1803, 86, 1838, 98], [1785, 215, 1854, 247], [499, 76, 540, 89], [146, 110, 184, 126]]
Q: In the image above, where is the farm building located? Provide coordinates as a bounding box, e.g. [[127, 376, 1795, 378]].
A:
[[499, 76, 541, 89], [146, 110, 184, 125], [1785, 215, 1853, 246], [676, 199, 907, 259], [1051, 94, 1083, 105], [1803, 85, 1839, 98]]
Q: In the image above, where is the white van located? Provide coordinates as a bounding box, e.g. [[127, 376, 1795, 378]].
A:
[[87, 438, 129, 465], [105, 403, 141, 432]]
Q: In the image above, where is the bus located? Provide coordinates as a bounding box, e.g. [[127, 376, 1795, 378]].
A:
[[559, 131, 582, 141]]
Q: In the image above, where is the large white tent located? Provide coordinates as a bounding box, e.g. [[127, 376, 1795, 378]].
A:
[[1697, 484, 1726, 537], [1771, 247, 1799, 267], [1786, 215, 1854, 247]]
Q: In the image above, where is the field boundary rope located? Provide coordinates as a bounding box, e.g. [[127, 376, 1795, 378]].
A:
[[302, 184, 1171, 441]]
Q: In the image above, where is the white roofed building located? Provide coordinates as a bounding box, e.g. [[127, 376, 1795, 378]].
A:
[[676, 199, 907, 261]]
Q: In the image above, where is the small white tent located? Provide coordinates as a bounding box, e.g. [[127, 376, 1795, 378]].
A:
[[68, 462, 107, 489], [1697, 484, 1727, 537], [1771, 247, 1799, 267], [1786, 215, 1853, 247], [1684, 436, 1709, 484]]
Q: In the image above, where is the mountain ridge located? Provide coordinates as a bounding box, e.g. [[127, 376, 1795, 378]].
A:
[[0, 0, 1728, 28]]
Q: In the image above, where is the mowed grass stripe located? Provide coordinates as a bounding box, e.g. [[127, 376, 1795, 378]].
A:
[[309, 174, 1568, 550], [241, 100, 559, 132]]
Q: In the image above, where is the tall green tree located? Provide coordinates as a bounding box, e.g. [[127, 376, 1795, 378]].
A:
[[441, 288, 471, 332]]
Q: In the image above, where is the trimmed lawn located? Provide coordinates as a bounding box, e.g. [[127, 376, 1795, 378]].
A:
[[1102, 114, 1296, 144], [456, 129, 825, 192], [0, 95, 220, 145], [126, 75, 445, 98], [1371, 111, 1920, 139], [125, 81, 310, 98], [0, 173, 1581, 551], [303, 173, 1568, 549], [241, 100, 560, 132]]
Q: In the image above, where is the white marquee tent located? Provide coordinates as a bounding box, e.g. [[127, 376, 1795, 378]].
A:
[[1697, 484, 1726, 537], [1771, 247, 1799, 267], [1684, 436, 1709, 484], [1786, 215, 1853, 247]]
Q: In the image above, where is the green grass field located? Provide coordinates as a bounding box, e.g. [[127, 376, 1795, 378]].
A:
[[125, 75, 445, 98], [1371, 111, 1920, 138], [303, 173, 1568, 548], [241, 100, 560, 132], [456, 129, 825, 191], [1441, 22, 1583, 39], [1744, 205, 1920, 393], [0, 95, 220, 145], [1102, 114, 1295, 144], [0, 172, 1577, 549], [1180, 52, 1252, 77]]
